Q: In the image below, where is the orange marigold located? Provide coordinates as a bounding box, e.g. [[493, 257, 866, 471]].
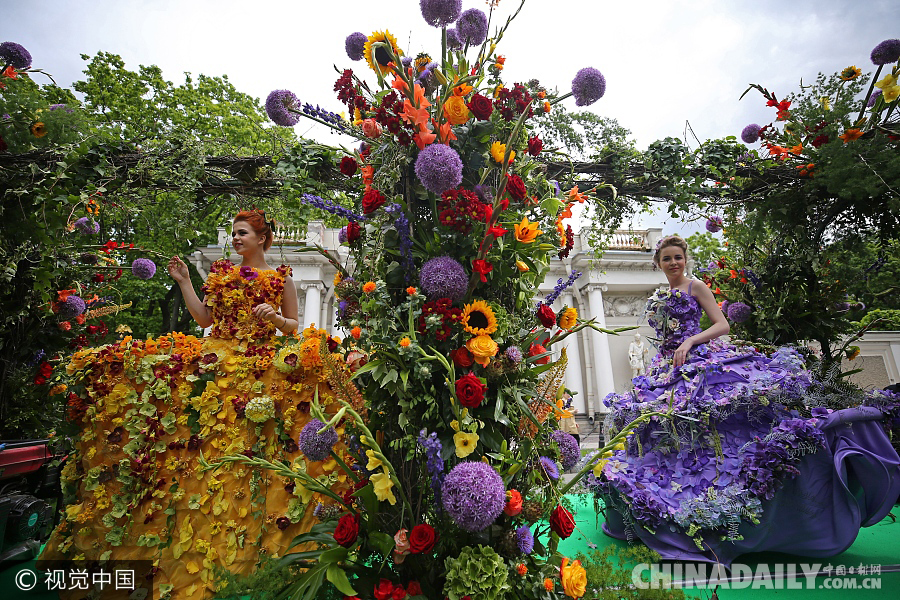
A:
[[399, 337, 411, 348], [363, 281, 377, 293], [351, 326, 362, 339], [544, 578, 554, 591], [516, 563, 528, 576], [406, 286, 417, 295]]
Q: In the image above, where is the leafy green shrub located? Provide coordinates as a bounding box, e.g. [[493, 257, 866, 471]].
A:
[[853, 309, 900, 331]]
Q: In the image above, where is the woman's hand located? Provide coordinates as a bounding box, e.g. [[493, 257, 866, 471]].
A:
[[673, 339, 694, 368], [252, 303, 279, 324], [167, 256, 190, 284]]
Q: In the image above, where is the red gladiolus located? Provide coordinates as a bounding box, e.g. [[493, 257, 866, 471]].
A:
[[486, 225, 508, 238], [472, 259, 493, 283], [529, 342, 550, 365], [455, 373, 487, 408], [549, 504, 575, 538], [537, 304, 557, 328]]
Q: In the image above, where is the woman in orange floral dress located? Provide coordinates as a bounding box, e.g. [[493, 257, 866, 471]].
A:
[[39, 210, 353, 599]]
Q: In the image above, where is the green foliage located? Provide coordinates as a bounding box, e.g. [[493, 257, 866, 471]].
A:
[[443, 545, 511, 600], [684, 232, 724, 270], [576, 544, 687, 599], [853, 309, 900, 331]]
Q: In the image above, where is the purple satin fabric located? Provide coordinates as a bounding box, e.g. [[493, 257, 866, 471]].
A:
[[603, 407, 900, 566]]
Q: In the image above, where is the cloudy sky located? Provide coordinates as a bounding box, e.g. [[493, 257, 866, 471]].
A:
[[8, 0, 899, 232]]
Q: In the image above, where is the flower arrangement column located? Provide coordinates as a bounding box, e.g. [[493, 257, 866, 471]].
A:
[[585, 283, 616, 415], [560, 291, 587, 413], [302, 282, 324, 328]]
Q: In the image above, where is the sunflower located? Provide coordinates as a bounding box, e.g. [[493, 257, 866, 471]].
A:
[[461, 300, 498, 335], [364, 30, 403, 77], [30, 121, 47, 138], [839, 65, 862, 81]]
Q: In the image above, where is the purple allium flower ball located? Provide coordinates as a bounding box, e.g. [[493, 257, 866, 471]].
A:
[[515, 525, 534, 554], [473, 184, 493, 203], [420, 0, 462, 28], [727, 301, 752, 323], [0, 42, 32, 70], [59, 295, 86, 319], [446, 28, 462, 50], [505, 346, 523, 364], [551, 430, 580, 471], [298, 418, 338, 462], [538, 456, 560, 481], [74, 217, 100, 234], [871, 39, 900, 65], [414, 143, 463, 195], [571, 67, 606, 107], [720, 300, 730, 315], [441, 461, 506, 532], [265, 89, 301, 127], [705, 216, 723, 233], [456, 8, 489, 46], [419, 256, 467, 302], [345, 32, 368, 61], [131, 258, 157, 280], [741, 123, 761, 144], [338, 226, 348, 244], [868, 89, 882, 108]]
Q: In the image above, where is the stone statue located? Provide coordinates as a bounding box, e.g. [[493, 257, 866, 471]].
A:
[[628, 333, 650, 378]]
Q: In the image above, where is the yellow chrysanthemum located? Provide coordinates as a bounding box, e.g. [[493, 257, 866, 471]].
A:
[[490, 141, 515, 164], [364, 30, 403, 77], [559, 307, 577, 330], [461, 300, 498, 336]]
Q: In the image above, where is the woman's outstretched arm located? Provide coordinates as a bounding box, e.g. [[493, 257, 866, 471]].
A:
[[673, 281, 730, 366], [167, 256, 213, 329]]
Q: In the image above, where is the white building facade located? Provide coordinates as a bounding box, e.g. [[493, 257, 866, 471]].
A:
[[192, 224, 900, 418]]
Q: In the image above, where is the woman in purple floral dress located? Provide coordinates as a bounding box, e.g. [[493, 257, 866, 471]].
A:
[[590, 235, 900, 566]]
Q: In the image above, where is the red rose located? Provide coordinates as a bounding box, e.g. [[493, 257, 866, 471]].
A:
[[409, 523, 437, 554], [451, 347, 474, 368], [529, 343, 550, 365], [455, 373, 487, 408], [346, 221, 362, 242], [339, 156, 358, 176], [374, 579, 394, 600], [333, 513, 360, 547], [506, 174, 526, 201], [406, 581, 422, 596], [391, 586, 407, 600], [549, 504, 575, 539], [527, 135, 543, 156], [362, 189, 386, 214], [537, 303, 557, 328], [504, 489, 523, 516], [467, 93, 494, 120]]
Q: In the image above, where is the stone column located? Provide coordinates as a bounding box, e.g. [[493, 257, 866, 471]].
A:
[[559, 292, 587, 414], [301, 283, 324, 330], [585, 284, 616, 414]]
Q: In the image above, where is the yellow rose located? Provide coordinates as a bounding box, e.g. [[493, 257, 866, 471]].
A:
[[560, 557, 587, 598], [443, 95, 471, 125], [466, 334, 499, 367]]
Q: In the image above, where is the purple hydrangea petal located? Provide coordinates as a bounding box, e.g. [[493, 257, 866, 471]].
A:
[[420, 0, 462, 28], [414, 143, 463, 195], [571, 67, 606, 107], [441, 461, 506, 532], [131, 258, 157, 280], [871, 39, 900, 65], [345, 32, 367, 61], [456, 8, 489, 46], [265, 89, 301, 127], [0, 42, 32, 69]]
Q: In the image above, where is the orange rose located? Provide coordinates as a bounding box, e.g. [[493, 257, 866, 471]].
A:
[[504, 489, 523, 516], [466, 334, 498, 367], [443, 95, 471, 125], [560, 557, 587, 598]]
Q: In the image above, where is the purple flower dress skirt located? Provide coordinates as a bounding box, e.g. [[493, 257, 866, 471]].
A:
[[590, 290, 900, 566]]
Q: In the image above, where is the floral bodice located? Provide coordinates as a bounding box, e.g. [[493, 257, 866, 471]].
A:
[[202, 259, 291, 341], [644, 285, 703, 356]]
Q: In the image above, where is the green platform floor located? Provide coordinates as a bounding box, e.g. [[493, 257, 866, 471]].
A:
[[3, 495, 898, 598]]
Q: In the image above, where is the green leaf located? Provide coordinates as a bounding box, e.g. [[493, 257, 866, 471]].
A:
[[325, 564, 357, 596]]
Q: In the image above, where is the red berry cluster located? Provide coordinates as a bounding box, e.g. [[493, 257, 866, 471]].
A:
[[495, 83, 534, 122], [417, 298, 462, 341], [334, 69, 369, 112], [438, 188, 491, 233]]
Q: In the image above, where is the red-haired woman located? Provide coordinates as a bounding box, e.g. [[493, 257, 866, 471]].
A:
[[168, 210, 299, 334]]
